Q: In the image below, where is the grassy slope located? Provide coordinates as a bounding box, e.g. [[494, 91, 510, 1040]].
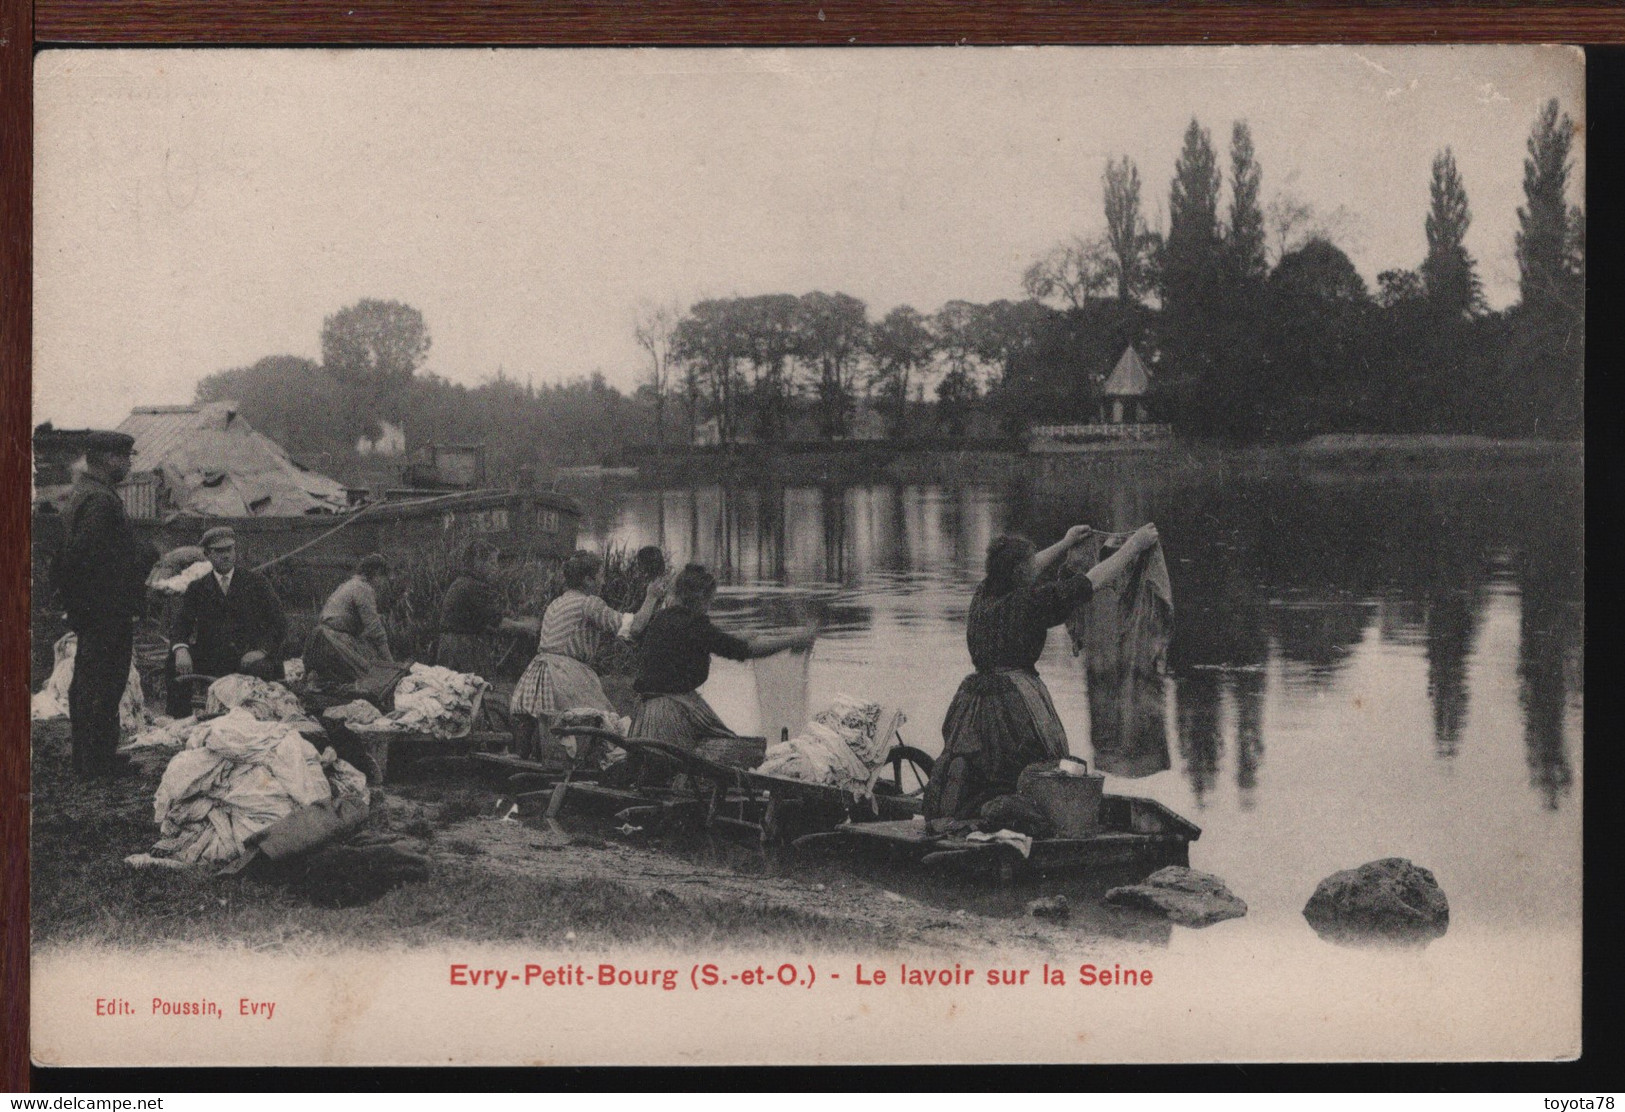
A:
[[29, 720, 896, 955]]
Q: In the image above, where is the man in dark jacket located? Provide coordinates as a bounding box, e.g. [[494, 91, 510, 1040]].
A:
[[54, 431, 159, 777], [166, 526, 288, 716]]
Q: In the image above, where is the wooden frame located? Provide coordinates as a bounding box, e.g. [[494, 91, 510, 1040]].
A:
[[3, 2, 1613, 1090]]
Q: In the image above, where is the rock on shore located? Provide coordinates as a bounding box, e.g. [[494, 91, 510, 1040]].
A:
[[1302, 857, 1449, 946], [1104, 866, 1247, 928]]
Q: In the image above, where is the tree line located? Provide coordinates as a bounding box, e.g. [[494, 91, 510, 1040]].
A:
[[636, 99, 1582, 444], [194, 301, 652, 482], [1143, 102, 1582, 439], [199, 97, 1582, 480]]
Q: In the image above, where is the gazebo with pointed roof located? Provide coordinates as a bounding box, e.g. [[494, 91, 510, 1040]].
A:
[[1101, 345, 1154, 424]]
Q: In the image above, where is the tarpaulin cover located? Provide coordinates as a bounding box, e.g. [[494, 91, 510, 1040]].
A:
[[116, 402, 348, 517]]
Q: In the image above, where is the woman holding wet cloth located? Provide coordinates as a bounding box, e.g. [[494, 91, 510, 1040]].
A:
[[922, 522, 1159, 823], [630, 564, 815, 752]]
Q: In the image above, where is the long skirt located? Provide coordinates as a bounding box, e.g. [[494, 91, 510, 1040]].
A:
[[303, 626, 382, 686], [922, 668, 1070, 822], [509, 652, 614, 721], [629, 690, 738, 752]]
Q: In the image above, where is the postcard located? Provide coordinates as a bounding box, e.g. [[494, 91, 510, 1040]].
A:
[[29, 45, 1584, 1066]]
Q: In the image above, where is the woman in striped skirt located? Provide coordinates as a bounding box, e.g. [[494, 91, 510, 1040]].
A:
[[509, 550, 663, 760]]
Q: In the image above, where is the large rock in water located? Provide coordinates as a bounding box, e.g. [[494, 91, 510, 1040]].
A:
[[1302, 858, 1449, 946], [1104, 867, 1247, 927]]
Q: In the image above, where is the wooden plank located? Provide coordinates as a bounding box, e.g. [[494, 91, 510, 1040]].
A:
[[834, 820, 941, 846], [561, 782, 647, 807], [472, 752, 566, 776]]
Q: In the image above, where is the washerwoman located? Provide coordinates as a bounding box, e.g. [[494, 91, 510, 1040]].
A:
[[630, 563, 814, 751], [509, 550, 662, 760], [922, 522, 1158, 823]]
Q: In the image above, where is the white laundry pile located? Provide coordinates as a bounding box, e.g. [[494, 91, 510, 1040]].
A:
[[31, 632, 150, 734], [322, 699, 383, 726], [123, 714, 199, 752], [124, 675, 317, 753], [348, 663, 489, 739], [204, 674, 313, 726], [754, 696, 906, 796], [144, 706, 368, 869], [149, 555, 214, 596]]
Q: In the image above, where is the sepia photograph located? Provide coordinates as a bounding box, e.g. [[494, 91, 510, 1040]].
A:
[[28, 45, 1584, 1066]]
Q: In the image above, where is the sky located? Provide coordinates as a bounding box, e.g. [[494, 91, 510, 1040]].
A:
[[33, 45, 1584, 430]]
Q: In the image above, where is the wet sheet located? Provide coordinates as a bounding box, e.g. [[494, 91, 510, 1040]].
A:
[[1064, 533, 1174, 778]]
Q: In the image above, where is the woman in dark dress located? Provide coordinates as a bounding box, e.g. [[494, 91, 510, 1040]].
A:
[[631, 564, 813, 751], [434, 538, 532, 677], [922, 521, 1159, 823]]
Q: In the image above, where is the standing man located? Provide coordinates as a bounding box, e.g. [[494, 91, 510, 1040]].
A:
[[166, 526, 289, 716], [53, 431, 159, 777]]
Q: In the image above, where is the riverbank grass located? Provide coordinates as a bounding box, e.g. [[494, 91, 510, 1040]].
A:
[[29, 719, 890, 954]]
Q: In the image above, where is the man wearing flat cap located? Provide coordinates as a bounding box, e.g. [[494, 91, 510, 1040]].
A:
[[52, 431, 159, 777], [166, 526, 288, 715]]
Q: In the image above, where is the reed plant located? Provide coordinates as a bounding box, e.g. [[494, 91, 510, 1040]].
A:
[[381, 533, 651, 679]]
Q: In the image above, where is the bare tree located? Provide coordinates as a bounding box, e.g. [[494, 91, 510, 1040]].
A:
[[1265, 172, 1358, 265], [633, 299, 682, 450], [1021, 235, 1115, 310]]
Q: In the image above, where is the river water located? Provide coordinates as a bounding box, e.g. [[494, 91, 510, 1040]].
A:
[[566, 447, 1584, 1053]]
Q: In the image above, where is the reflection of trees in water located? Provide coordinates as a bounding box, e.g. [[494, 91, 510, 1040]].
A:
[[608, 462, 1579, 794], [1425, 583, 1479, 758], [1170, 667, 1267, 808], [822, 485, 848, 583], [1518, 531, 1582, 811], [1232, 669, 1265, 808], [1269, 603, 1373, 690], [1175, 671, 1223, 808], [756, 483, 787, 582]]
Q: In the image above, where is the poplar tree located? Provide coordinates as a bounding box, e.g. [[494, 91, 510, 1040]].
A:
[[1227, 122, 1268, 283], [1420, 148, 1483, 319], [1165, 119, 1223, 313], [1516, 98, 1576, 312]]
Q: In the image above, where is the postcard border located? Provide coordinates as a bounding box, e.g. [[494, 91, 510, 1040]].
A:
[[6, 3, 1618, 1092]]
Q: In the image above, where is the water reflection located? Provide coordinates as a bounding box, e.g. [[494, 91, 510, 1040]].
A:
[[1518, 539, 1582, 810], [570, 453, 1583, 812], [1425, 581, 1479, 759], [1175, 671, 1223, 809], [1233, 669, 1266, 808]]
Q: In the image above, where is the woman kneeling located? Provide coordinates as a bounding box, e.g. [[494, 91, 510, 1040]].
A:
[[923, 523, 1158, 823], [631, 564, 814, 751]]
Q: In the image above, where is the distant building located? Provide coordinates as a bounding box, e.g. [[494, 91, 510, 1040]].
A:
[[394, 443, 487, 494], [357, 421, 407, 456], [1028, 345, 1171, 450]]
